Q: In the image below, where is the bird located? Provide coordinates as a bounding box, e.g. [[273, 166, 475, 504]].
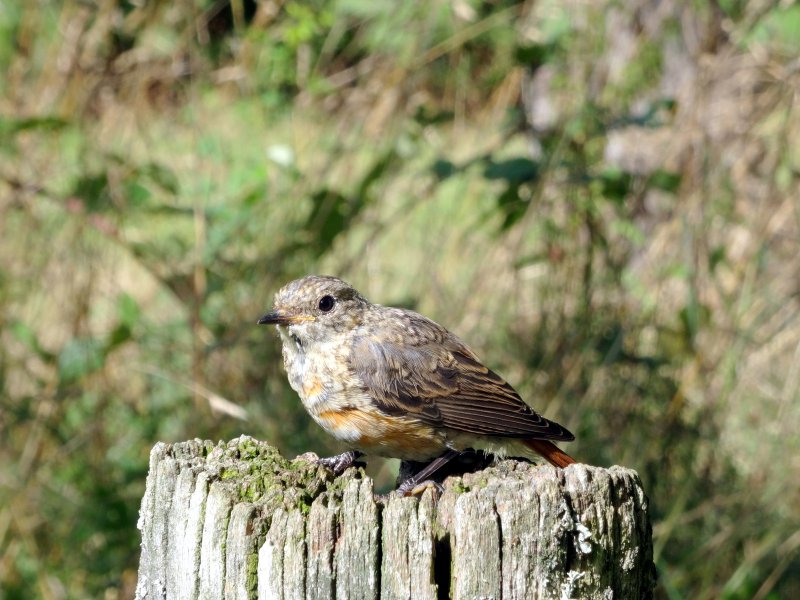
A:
[[258, 275, 576, 492]]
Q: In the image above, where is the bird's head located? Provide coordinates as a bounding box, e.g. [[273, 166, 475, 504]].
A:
[[257, 275, 369, 346]]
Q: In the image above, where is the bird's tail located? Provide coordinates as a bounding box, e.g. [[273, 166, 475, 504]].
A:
[[523, 439, 577, 468]]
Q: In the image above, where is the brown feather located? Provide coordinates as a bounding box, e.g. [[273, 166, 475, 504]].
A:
[[349, 310, 574, 442], [523, 439, 577, 468]]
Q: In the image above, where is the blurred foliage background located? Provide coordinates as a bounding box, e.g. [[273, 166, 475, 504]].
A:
[[1, 0, 799, 598]]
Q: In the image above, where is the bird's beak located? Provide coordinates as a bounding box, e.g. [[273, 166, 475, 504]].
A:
[[257, 310, 314, 325]]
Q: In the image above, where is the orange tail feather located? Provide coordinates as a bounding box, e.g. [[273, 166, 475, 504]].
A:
[[523, 439, 577, 468]]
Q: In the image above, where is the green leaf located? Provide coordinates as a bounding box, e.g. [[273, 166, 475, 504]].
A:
[[747, 5, 800, 53], [413, 107, 454, 126], [141, 162, 180, 194], [709, 246, 726, 273], [303, 151, 395, 256], [107, 324, 132, 350], [496, 185, 527, 231], [0, 116, 69, 139], [305, 188, 350, 256], [125, 181, 152, 207], [117, 293, 141, 329], [432, 159, 457, 180], [648, 170, 681, 194], [483, 157, 539, 185], [514, 43, 554, 67], [355, 149, 397, 200], [71, 173, 111, 212], [58, 338, 105, 384], [10, 320, 38, 350], [10, 320, 53, 360], [598, 168, 632, 203]]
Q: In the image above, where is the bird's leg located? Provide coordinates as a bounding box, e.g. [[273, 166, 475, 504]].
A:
[[396, 449, 497, 496], [396, 450, 461, 496], [318, 450, 365, 475]]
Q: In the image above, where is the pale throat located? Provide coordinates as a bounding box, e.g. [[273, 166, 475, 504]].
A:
[[276, 325, 304, 353], [276, 324, 333, 416]]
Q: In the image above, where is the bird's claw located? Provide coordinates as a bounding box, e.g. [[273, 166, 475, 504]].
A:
[[396, 478, 444, 497], [317, 450, 364, 476]]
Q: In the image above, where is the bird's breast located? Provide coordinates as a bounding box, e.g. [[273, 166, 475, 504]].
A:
[[280, 335, 357, 413], [315, 406, 446, 460], [278, 333, 446, 460]]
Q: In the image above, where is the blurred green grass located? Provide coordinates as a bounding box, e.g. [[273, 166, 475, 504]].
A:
[[1, 1, 799, 598]]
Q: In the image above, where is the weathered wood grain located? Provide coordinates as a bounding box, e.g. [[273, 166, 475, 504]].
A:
[[135, 436, 655, 600]]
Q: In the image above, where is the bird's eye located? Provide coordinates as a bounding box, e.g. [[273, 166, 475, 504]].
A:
[[318, 295, 335, 312]]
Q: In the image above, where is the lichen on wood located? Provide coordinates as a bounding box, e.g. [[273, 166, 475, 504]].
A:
[[135, 436, 655, 600]]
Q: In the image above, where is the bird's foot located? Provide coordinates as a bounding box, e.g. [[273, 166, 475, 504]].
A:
[[396, 477, 444, 497], [318, 450, 365, 475], [394, 450, 460, 497], [395, 449, 496, 496]]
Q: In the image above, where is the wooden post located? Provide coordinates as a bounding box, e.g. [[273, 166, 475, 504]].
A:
[[135, 436, 655, 600]]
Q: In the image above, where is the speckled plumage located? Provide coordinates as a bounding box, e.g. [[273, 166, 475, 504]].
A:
[[259, 275, 575, 465]]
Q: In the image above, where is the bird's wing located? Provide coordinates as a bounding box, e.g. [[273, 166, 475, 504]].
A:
[[348, 310, 574, 441]]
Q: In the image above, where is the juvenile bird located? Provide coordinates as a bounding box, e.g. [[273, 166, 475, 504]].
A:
[[258, 275, 576, 491]]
